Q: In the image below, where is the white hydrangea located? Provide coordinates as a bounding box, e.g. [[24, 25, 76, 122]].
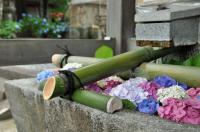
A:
[[157, 85, 188, 103], [61, 63, 82, 71]]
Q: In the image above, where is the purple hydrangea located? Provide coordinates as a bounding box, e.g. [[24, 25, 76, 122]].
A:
[[109, 78, 148, 105], [85, 83, 103, 93]]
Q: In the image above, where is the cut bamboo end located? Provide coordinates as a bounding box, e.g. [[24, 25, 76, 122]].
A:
[[43, 77, 56, 100], [52, 54, 63, 67], [106, 97, 123, 113]]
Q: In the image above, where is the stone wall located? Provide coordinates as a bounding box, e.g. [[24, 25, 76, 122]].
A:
[[3, 0, 16, 20], [0, 39, 115, 66], [69, 0, 106, 39]]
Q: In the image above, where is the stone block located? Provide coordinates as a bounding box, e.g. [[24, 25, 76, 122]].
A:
[[135, 2, 200, 22], [136, 17, 199, 47], [5, 78, 200, 132], [135, 2, 200, 47]]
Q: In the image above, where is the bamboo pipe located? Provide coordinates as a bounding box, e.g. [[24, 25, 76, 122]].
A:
[[43, 46, 181, 100], [44, 76, 122, 113], [134, 63, 200, 87], [52, 55, 103, 67], [51, 54, 135, 79]]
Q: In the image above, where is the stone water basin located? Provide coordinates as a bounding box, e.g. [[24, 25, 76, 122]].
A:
[[2, 64, 200, 132]]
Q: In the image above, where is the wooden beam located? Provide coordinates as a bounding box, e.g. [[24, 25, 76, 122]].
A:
[[106, 0, 135, 54]]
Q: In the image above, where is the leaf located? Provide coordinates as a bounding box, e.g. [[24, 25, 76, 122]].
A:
[[183, 58, 192, 66], [184, 54, 200, 67], [122, 99, 136, 110], [95, 45, 114, 59]]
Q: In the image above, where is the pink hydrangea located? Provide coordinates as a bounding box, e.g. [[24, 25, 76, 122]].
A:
[[139, 81, 160, 99], [97, 76, 124, 90], [158, 98, 200, 125], [187, 88, 200, 99]]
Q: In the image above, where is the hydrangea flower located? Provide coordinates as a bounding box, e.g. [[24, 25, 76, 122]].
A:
[[138, 98, 159, 114], [85, 83, 103, 93], [139, 81, 160, 99], [177, 82, 188, 91], [22, 13, 26, 17], [158, 98, 200, 125], [187, 88, 200, 99], [36, 70, 57, 82], [153, 75, 188, 90], [97, 76, 124, 90], [109, 77, 148, 105], [85, 76, 123, 95], [153, 75, 176, 88], [157, 85, 188, 103], [61, 63, 82, 71]]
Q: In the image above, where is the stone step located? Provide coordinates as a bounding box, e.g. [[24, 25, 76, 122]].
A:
[[0, 100, 12, 120]]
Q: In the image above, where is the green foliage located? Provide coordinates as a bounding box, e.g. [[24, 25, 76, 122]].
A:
[[183, 54, 200, 67], [95, 45, 114, 59], [18, 14, 69, 38], [122, 99, 136, 110], [49, 0, 71, 13], [164, 53, 200, 67], [0, 21, 19, 39]]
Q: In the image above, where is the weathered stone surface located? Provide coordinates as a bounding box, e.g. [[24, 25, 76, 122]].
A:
[[135, 2, 200, 22], [0, 64, 55, 80], [136, 23, 171, 41], [69, 0, 106, 39], [136, 17, 199, 46], [0, 100, 11, 120], [5, 78, 200, 132], [5, 79, 45, 132], [0, 77, 6, 101], [0, 39, 115, 66]]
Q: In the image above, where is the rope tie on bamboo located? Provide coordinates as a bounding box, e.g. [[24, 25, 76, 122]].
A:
[[59, 70, 84, 100], [57, 45, 72, 68]]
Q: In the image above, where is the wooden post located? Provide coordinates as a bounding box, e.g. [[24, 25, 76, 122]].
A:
[[106, 0, 135, 54], [42, 0, 48, 18], [15, 0, 27, 20]]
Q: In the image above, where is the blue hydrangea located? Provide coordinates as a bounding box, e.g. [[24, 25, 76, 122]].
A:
[[27, 14, 33, 18], [15, 24, 21, 31], [22, 13, 26, 17], [153, 75, 176, 88], [34, 21, 39, 25], [36, 70, 56, 82], [42, 18, 47, 25], [153, 75, 188, 90], [177, 82, 188, 90], [138, 98, 159, 115], [197, 96, 200, 100]]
